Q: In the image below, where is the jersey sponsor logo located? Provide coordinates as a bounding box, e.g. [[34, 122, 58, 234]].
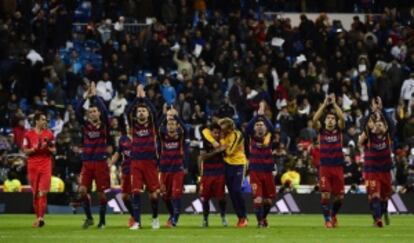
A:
[[165, 141, 179, 150], [372, 141, 387, 151], [87, 131, 102, 139], [136, 129, 150, 137], [323, 135, 339, 143]]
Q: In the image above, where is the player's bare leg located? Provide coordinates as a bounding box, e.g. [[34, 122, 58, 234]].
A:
[[79, 186, 94, 229], [150, 191, 160, 229], [331, 194, 343, 228], [321, 192, 333, 228]]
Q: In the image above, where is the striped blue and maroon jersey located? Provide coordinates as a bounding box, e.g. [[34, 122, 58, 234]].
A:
[[159, 133, 185, 173], [118, 135, 132, 174], [126, 97, 158, 163], [200, 137, 225, 176], [131, 123, 157, 161], [158, 115, 189, 173], [319, 128, 344, 166], [363, 134, 392, 173], [248, 136, 274, 172], [75, 96, 110, 162]]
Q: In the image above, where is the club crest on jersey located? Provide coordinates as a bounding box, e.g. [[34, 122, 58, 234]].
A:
[[87, 131, 102, 139], [136, 129, 150, 137], [165, 141, 179, 150]]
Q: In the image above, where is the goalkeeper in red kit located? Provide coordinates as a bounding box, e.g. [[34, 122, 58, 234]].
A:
[[23, 112, 56, 227]]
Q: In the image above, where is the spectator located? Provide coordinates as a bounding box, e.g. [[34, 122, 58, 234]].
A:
[[3, 171, 22, 192], [109, 91, 128, 117], [160, 78, 176, 105]]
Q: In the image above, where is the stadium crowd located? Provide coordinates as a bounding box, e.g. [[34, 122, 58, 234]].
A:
[[1, 0, 414, 196]]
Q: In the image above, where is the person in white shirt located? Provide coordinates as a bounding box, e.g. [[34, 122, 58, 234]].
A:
[[109, 91, 128, 117], [400, 73, 414, 109], [96, 72, 114, 102]]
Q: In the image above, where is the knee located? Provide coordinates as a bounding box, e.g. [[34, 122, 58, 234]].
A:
[[333, 194, 344, 201], [78, 186, 87, 196], [263, 198, 273, 205], [253, 197, 263, 205], [150, 191, 159, 200], [98, 192, 107, 201], [371, 192, 380, 200], [321, 192, 330, 200], [122, 193, 130, 201]]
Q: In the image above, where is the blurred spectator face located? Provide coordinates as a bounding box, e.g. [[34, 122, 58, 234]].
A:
[[111, 117, 118, 128], [136, 106, 150, 123], [254, 121, 267, 137], [166, 119, 178, 133], [103, 72, 109, 80], [324, 114, 337, 130], [87, 106, 101, 123], [197, 78, 204, 86]]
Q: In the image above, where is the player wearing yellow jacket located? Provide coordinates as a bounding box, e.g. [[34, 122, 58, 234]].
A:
[[202, 118, 248, 227]]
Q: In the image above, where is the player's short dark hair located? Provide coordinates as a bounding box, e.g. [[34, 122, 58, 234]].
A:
[[33, 112, 46, 122], [209, 123, 221, 131], [88, 104, 99, 110], [324, 110, 338, 121]]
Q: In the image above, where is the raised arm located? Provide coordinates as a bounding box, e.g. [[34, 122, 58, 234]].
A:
[[93, 96, 110, 124], [332, 102, 345, 130], [75, 98, 87, 124], [126, 85, 157, 122], [312, 97, 328, 131]]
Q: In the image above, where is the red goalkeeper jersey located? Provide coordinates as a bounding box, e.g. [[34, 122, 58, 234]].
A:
[[23, 129, 54, 167]]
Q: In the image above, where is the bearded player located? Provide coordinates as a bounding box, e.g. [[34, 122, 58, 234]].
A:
[[126, 85, 160, 230], [359, 97, 393, 227], [75, 82, 111, 229]]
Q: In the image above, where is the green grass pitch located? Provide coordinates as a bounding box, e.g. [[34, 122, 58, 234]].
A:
[[1, 214, 413, 243]]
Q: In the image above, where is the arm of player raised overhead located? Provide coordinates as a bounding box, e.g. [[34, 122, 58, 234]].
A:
[[92, 96, 110, 125], [332, 102, 345, 130], [312, 99, 327, 131], [75, 98, 87, 125], [246, 115, 259, 136]]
